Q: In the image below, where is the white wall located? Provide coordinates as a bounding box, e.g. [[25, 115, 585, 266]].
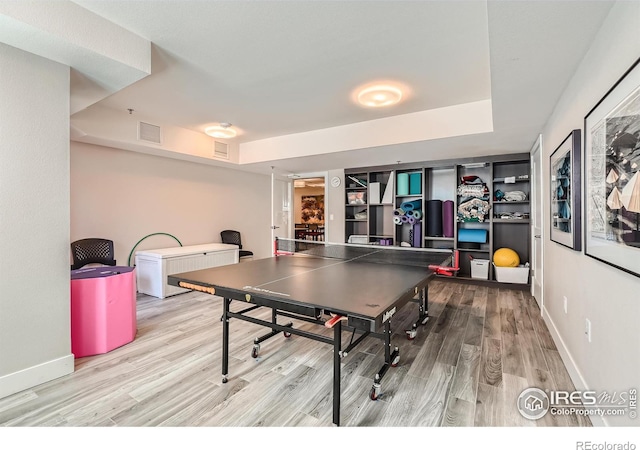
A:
[[0, 43, 73, 397], [541, 1, 640, 426], [71, 142, 272, 263]]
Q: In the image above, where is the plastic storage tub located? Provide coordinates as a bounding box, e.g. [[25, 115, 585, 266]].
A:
[[493, 263, 529, 284]]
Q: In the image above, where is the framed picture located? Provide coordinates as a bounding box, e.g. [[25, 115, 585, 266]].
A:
[[301, 195, 324, 223], [584, 57, 640, 277], [550, 129, 582, 250]]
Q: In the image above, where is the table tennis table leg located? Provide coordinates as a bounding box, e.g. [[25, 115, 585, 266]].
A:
[[222, 297, 230, 383], [332, 319, 341, 427], [370, 320, 399, 401], [251, 309, 293, 358], [406, 286, 429, 340]]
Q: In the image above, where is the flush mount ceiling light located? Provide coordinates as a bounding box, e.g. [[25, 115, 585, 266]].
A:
[[357, 84, 403, 107], [205, 122, 236, 139]]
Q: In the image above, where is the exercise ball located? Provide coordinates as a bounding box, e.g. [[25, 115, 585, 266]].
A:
[[493, 248, 520, 267]]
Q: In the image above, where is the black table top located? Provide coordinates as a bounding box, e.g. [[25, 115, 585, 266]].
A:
[[168, 249, 448, 326]]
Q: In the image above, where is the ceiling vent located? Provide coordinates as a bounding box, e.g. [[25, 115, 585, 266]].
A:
[[138, 121, 162, 144], [213, 140, 229, 160]]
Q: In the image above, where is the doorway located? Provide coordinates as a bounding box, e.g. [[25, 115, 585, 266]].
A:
[[293, 176, 326, 242], [530, 134, 544, 311]]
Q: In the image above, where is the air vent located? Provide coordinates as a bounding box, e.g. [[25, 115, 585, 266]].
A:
[[213, 140, 229, 159], [138, 121, 162, 144]]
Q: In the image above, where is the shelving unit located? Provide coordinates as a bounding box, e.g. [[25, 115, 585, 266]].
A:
[[491, 159, 531, 282], [344, 172, 369, 242], [423, 166, 456, 250], [455, 163, 492, 278], [344, 169, 396, 245], [368, 170, 395, 245], [344, 153, 531, 285], [393, 168, 423, 246]]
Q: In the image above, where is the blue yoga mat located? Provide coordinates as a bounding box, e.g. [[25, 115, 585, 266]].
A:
[[401, 200, 422, 211], [409, 172, 421, 195], [397, 173, 409, 196], [458, 228, 488, 243]]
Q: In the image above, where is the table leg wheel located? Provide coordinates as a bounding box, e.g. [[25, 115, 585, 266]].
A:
[[391, 355, 400, 367], [405, 329, 417, 340], [251, 344, 260, 358], [283, 331, 292, 338], [222, 376, 228, 384], [369, 384, 381, 401]]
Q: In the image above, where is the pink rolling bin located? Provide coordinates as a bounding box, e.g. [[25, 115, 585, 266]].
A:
[[70, 266, 137, 358]]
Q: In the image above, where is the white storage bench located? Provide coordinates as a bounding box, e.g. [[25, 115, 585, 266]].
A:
[[135, 243, 239, 298]]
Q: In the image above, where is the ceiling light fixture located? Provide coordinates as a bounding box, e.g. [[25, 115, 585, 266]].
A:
[[205, 122, 236, 139], [357, 85, 403, 107]]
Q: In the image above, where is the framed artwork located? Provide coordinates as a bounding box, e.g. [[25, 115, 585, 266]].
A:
[[584, 57, 640, 277], [301, 195, 324, 223], [550, 129, 582, 250]]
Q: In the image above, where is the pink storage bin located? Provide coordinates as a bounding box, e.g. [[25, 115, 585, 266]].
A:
[[70, 266, 137, 358]]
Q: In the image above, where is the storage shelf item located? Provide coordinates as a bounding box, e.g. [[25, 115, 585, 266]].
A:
[[493, 219, 530, 224], [493, 177, 529, 183], [470, 259, 490, 280], [493, 263, 530, 284], [493, 200, 529, 205], [395, 194, 422, 199]]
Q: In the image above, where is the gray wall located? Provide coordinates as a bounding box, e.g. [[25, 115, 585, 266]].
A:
[[0, 43, 73, 397], [71, 141, 272, 262], [540, 1, 640, 426]]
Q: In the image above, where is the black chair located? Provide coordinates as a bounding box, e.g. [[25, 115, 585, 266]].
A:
[[220, 230, 253, 259], [70, 238, 116, 270]]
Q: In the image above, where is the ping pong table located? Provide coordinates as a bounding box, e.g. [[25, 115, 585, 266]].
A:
[[167, 238, 451, 426]]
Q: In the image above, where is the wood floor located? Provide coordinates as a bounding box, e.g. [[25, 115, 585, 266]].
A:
[[0, 280, 592, 427]]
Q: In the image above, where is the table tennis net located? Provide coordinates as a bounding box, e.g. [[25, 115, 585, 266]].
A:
[[275, 238, 451, 268]]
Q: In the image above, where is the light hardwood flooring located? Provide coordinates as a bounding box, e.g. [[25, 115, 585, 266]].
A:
[[0, 280, 592, 427]]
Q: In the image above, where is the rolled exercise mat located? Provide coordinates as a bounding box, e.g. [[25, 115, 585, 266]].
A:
[[426, 200, 443, 236], [412, 222, 422, 247], [401, 215, 410, 223], [397, 173, 409, 196], [393, 208, 406, 216], [409, 172, 422, 195], [407, 215, 416, 225], [400, 200, 422, 211], [409, 209, 423, 220], [458, 228, 488, 243], [393, 216, 403, 225], [442, 200, 454, 237]]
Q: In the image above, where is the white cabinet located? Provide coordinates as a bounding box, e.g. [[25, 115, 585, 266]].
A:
[[135, 243, 239, 298]]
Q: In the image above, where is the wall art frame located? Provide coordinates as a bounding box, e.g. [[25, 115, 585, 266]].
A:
[[550, 129, 582, 250], [584, 57, 640, 277]]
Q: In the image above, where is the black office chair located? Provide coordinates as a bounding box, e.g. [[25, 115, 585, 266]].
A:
[[70, 238, 117, 270], [220, 230, 253, 259]]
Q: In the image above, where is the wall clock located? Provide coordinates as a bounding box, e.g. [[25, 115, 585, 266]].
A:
[[331, 176, 341, 188]]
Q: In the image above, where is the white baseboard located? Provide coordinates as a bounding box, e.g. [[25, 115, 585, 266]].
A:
[[0, 354, 74, 400], [542, 307, 607, 427]]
